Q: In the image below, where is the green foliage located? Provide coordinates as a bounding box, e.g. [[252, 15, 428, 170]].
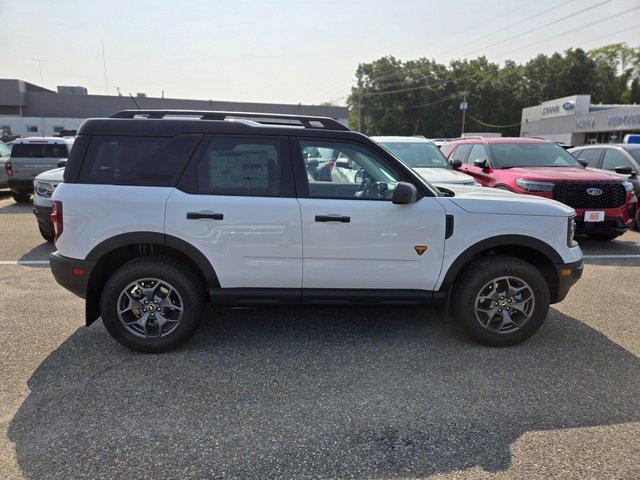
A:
[[347, 44, 640, 136]]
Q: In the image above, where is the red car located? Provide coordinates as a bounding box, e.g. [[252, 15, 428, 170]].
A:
[[441, 137, 637, 241]]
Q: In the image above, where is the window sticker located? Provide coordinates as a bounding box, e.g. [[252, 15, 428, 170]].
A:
[[209, 150, 269, 190]]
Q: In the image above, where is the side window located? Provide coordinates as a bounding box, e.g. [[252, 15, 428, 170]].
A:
[[467, 144, 488, 164], [79, 134, 201, 186], [300, 140, 401, 200], [601, 149, 633, 171], [450, 144, 471, 163], [197, 137, 288, 197], [576, 149, 602, 167]]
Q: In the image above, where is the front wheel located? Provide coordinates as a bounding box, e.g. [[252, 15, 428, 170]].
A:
[[100, 256, 205, 353], [11, 192, 30, 203], [451, 255, 550, 347], [587, 232, 622, 241]]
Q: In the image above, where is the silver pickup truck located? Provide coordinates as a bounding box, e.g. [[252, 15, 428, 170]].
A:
[[6, 137, 74, 203]]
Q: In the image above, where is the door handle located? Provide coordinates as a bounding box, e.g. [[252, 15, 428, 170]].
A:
[[315, 214, 350, 223], [186, 212, 223, 220]]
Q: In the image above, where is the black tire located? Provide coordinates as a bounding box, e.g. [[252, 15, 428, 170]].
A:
[[11, 192, 30, 203], [38, 225, 55, 242], [587, 232, 622, 241], [451, 255, 550, 347], [100, 256, 205, 353]]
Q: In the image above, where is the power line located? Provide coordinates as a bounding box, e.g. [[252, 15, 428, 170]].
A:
[[453, 0, 575, 55], [495, 7, 640, 59], [460, 0, 612, 57], [581, 24, 640, 47]]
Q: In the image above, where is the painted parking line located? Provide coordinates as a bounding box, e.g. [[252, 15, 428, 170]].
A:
[[0, 260, 50, 265], [583, 254, 640, 259]]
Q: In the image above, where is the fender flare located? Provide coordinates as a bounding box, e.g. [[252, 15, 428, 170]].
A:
[[439, 234, 563, 290], [85, 231, 220, 288]]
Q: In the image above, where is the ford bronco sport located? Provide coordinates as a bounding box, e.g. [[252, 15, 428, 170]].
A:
[[50, 111, 583, 352]]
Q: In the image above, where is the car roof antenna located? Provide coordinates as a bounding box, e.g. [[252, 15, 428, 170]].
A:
[[129, 93, 142, 110]]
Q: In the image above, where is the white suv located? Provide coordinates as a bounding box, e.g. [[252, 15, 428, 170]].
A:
[[50, 111, 583, 352]]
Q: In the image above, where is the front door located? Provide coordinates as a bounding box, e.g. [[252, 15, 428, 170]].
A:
[[295, 139, 446, 292], [165, 135, 302, 289]]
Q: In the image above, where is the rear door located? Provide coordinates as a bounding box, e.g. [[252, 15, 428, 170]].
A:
[[165, 135, 302, 290], [293, 138, 446, 293]]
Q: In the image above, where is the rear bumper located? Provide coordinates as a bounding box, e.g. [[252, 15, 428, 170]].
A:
[[50, 252, 96, 299], [8, 178, 34, 194], [553, 259, 583, 304], [33, 204, 53, 234]]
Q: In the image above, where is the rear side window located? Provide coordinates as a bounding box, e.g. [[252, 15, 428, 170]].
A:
[[450, 144, 471, 163], [575, 149, 602, 167], [79, 134, 201, 186], [11, 143, 69, 158], [196, 137, 290, 197]]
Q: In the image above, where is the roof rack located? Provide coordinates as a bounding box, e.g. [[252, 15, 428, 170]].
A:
[[110, 110, 350, 131], [446, 136, 485, 141]]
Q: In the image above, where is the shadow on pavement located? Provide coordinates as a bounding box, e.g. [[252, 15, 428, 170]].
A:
[[8, 306, 640, 479], [0, 199, 32, 214], [18, 241, 55, 265]]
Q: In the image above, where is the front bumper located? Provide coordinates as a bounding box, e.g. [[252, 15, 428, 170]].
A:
[[50, 252, 96, 299], [33, 204, 53, 235], [8, 178, 34, 194], [552, 259, 583, 304]]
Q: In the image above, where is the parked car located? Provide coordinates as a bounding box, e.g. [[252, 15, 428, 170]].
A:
[[371, 136, 476, 187], [441, 137, 637, 241], [33, 167, 64, 241], [0, 141, 10, 189], [5, 136, 74, 203], [569, 144, 640, 228], [50, 110, 582, 352]]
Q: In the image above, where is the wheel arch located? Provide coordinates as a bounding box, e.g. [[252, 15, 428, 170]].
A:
[[440, 235, 563, 303], [84, 232, 219, 325]]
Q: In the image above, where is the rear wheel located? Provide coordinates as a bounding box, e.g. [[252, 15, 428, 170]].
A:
[[587, 232, 621, 241], [100, 256, 205, 353], [452, 255, 550, 346], [38, 225, 55, 242], [11, 192, 30, 203]]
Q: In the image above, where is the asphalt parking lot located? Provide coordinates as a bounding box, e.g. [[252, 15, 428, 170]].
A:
[[0, 191, 638, 480]]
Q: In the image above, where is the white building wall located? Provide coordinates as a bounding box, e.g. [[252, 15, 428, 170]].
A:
[[0, 116, 85, 137]]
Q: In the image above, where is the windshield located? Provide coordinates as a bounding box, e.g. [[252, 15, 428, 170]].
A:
[[489, 143, 583, 169], [628, 148, 640, 163], [380, 142, 451, 169], [11, 143, 69, 158]]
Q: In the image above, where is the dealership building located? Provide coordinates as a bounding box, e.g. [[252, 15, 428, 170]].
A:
[[0, 79, 349, 138], [520, 94, 640, 146]]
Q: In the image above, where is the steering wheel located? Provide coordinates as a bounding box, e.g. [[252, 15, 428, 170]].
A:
[[354, 177, 389, 199]]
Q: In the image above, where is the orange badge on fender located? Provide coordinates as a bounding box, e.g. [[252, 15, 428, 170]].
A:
[[414, 245, 428, 255]]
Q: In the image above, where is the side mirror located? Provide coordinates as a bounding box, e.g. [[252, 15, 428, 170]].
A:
[[335, 158, 350, 168], [306, 159, 319, 169], [473, 158, 489, 171], [392, 181, 417, 205], [614, 165, 633, 175], [577, 159, 588, 167], [354, 169, 365, 183], [57, 160, 67, 168], [451, 159, 462, 169]]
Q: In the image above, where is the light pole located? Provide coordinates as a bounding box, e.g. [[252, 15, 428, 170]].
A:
[[32, 59, 47, 88], [460, 92, 468, 137]]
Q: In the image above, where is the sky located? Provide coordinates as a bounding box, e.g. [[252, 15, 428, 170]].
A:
[[1, 0, 639, 106]]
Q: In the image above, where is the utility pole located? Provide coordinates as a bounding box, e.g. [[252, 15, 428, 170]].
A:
[[358, 100, 362, 132], [460, 92, 468, 136]]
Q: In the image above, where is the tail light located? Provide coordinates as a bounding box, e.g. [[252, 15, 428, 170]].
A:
[[5, 161, 13, 177], [51, 200, 63, 241]]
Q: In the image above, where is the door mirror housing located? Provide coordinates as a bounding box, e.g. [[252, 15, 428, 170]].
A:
[[392, 181, 417, 205], [57, 160, 67, 168], [354, 169, 365, 184], [306, 158, 319, 169], [577, 159, 588, 167], [473, 158, 489, 171], [614, 165, 633, 175], [450, 159, 462, 169]]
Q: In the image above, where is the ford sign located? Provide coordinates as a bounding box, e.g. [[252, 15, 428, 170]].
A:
[[586, 188, 603, 196], [562, 101, 575, 111]]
